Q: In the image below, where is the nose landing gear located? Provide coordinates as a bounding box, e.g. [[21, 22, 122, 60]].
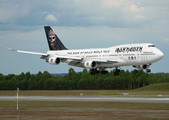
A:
[[146, 69, 151, 73], [146, 64, 151, 73]]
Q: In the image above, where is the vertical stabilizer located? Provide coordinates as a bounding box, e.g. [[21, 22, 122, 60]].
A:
[[44, 26, 68, 50]]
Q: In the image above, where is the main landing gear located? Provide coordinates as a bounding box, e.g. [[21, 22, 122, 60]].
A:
[[90, 68, 120, 76], [90, 68, 100, 75], [90, 68, 108, 75], [114, 68, 120, 76]]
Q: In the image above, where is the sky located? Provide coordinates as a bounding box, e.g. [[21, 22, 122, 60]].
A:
[[0, 0, 169, 75]]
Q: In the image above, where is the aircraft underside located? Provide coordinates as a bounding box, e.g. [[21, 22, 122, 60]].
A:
[[68, 62, 152, 76], [90, 66, 151, 76]]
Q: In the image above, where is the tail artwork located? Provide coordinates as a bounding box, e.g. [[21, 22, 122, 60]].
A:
[[44, 26, 68, 50]]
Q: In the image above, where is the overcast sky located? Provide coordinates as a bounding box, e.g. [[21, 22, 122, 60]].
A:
[[1, 0, 169, 75]]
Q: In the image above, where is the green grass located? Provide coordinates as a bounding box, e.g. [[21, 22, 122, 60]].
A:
[[1, 101, 169, 120], [0, 83, 169, 96], [0, 89, 169, 96], [1, 101, 169, 110], [1, 84, 169, 120], [137, 83, 169, 90]]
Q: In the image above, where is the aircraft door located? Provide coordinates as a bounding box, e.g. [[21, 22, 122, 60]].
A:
[[137, 53, 141, 62], [141, 55, 150, 62]]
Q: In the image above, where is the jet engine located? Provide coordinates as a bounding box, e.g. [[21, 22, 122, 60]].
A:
[[133, 64, 148, 70], [48, 57, 60, 65], [84, 61, 97, 69]]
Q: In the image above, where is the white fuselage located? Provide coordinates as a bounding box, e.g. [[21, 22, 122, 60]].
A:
[[6, 26, 164, 74], [47, 43, 163, 69]]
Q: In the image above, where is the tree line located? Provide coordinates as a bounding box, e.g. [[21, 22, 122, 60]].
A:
[[0, 68, 169, 90]]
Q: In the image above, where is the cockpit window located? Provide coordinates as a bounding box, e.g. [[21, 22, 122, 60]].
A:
[[148, 45, 155, 47]]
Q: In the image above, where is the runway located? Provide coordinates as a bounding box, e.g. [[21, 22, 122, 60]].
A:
[[0, 96, 169, 103]]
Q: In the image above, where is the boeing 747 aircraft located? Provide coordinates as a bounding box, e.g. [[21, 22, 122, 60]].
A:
[[6, 26, 164, 75]]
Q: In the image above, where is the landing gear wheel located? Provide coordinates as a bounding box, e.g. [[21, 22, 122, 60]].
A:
[[146, 69, 151, 73], [90, 68, 100, 75], [114, 68, 120, 76], [101, 70, 108, 74]]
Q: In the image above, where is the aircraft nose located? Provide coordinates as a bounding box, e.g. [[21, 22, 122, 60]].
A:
[[158, 50, 164, 60]]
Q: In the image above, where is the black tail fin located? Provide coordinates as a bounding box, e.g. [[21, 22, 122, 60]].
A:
[[44, 26, 68, 50]]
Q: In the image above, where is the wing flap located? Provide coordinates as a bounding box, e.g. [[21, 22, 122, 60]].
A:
[[86, 58, 118, 63], [55, 55, 82, 60], [68, 61, 84, 67]]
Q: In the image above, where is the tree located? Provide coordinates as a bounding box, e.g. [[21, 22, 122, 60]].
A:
[[25, 72, 31, 80], [43, 78, 55, 90], [28, 79, 37, 90], [0, 73, 4, 81], [18, 72, 25, 81], [95, 76, 103, 90], [77, 77, 86, 90], [4, 74, 15, 81], [18, 79, 28, 90], [125, 70, 132, 90], [36, 71, 52, 90], [34, 71, 42, 82], [0, 80, 6, 90], [140, 72, 148, 87], [8, 76, 17, 90], [102, 77, 113, 90]]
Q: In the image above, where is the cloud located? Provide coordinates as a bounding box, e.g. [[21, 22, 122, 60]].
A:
[[124, 3, 146, 13], [0, 2, 30, 24], [132, 15, 148, 22], [1, 0, 169, 29], [160, 37, 169, 42], [45, 14, 57, 22]]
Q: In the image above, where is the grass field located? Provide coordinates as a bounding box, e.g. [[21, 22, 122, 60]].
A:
[[137, 83, 169, 90], [0, 83, 169, 120], [0, 90, 169, 97], [1, 83, 169, 97], [0, 101, 169, 120]]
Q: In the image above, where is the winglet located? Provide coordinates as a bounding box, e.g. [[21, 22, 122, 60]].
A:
[[5, 45, 17, 51]]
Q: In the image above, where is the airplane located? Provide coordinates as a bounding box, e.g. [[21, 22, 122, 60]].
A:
[[6, 26, 164, 76]]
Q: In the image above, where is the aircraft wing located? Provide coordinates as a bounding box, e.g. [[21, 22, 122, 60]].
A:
[[67, 58, 118, 68], [82, 58, 118, 63], [92, 59, 118, 63], [6, 45, 82, 61], [6, 45, 48, 56], [54, 56, 118, 63], [55, 55, 82, 60], [6, 45, 118, 65]]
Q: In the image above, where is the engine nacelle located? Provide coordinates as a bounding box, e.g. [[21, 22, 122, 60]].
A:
[[48, 57, 60, 65], [84, 61, 97, 69], [133, 64, 148, 70]]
